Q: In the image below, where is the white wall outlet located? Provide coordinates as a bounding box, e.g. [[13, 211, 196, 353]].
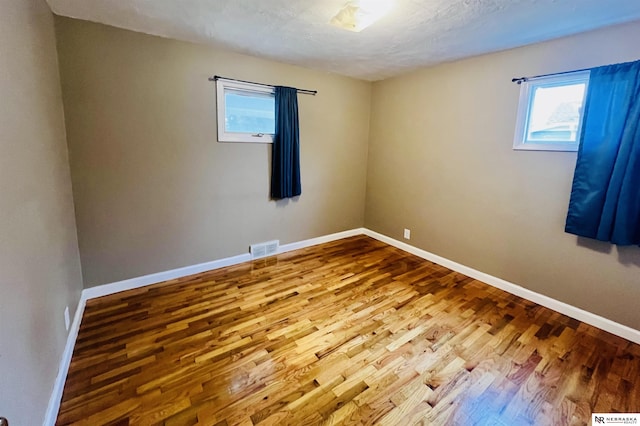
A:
[[64, 306, 70, 331], [403, 228, 411, 240]]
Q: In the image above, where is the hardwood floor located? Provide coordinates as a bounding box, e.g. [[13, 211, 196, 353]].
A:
[[57, 236, 640, 425]]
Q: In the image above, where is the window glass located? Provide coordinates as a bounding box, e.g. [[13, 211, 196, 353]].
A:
[[216, 79, 275, 143], [224, 89, 275, 134], [513, 71, 590, 151]]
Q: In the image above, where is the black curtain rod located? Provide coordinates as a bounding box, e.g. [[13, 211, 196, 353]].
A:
[[511, 67, 591, 85], [209, 75, 317, 95]]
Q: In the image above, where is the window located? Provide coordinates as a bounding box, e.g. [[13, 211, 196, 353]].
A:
[[513, 71, 590, 151], [216, 79, 275, 143]]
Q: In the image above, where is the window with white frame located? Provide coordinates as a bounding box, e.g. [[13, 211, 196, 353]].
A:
[[216, 79, 275, 143], [513, 71, 590, 151]]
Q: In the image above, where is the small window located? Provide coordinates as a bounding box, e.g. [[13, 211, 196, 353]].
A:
[[216, 79, 275, 143], [513, 71, 590, 151]]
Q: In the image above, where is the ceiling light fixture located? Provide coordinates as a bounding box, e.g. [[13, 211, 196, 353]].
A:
[[330, 0, 394, 32]]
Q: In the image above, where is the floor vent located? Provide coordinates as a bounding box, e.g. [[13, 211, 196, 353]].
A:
[[250, 240, 279, 259]]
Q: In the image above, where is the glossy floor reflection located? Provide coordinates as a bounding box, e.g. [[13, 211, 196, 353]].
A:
[[57, 236, 640, 425]]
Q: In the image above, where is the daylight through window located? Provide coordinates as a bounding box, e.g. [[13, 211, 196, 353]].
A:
[[513, 71, 590, 151], [216, 79, 275, 143]]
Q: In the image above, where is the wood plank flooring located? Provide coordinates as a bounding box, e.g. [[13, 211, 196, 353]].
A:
[[57, 235, 640, 425]]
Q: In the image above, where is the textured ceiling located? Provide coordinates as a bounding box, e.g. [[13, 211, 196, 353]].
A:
[[46, 0, 640, 81]]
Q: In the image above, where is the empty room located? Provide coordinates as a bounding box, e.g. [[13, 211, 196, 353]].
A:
[[2, 0, 640, 425]]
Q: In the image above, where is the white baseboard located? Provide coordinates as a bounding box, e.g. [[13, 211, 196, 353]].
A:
[[278, 228, 366, 253], [83, 228, 366, 300], [43, 228, 365, 424], [44, 227, 640, 424], [43, 297, 86, 426], [363, 229, 640, 345], [77, 227, 640, 345], [82, 253, 253, 300]]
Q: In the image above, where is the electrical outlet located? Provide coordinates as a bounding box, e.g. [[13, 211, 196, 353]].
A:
[[64, 306, 70, 331], [403, 228, 411, 240]]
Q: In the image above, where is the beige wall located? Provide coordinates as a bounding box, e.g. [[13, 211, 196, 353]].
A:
[[1, 8, 637, 423], [55, 17, 372, 288], [366, 21, 640, 330], [52, 15, 640, 331], [0, 1, 83, 424]]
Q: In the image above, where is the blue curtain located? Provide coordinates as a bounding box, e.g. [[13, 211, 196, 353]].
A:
[[565, 60, 640, 245], [271, 86, 301, 199]]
